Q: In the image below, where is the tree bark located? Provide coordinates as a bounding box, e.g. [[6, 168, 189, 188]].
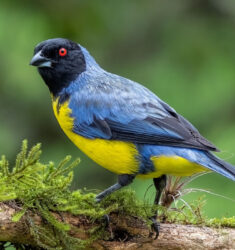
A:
[[0, 202, 234, 249]]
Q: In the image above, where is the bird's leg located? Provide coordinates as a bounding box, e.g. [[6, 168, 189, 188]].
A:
[[96, 174, 135, 228], [151, 174, 167, 239], [96, 174, 135, 202]]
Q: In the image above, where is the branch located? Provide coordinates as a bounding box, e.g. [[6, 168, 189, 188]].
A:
[[0, 202, 234, 249]]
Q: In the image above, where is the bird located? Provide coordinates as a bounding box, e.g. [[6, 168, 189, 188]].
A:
[[30, 38, 235, 237]]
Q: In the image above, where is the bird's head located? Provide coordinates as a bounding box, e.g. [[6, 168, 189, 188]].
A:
[[30, 38, 86, 96]]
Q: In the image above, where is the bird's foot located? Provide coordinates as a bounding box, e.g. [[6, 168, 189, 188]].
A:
[[102, 214, 110, 227], [95, 195, 109, 226], [150, 217, 160, 239], [95, 197, 101, 203]]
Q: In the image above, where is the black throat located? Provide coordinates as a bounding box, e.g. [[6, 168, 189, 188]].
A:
[[38, 68, 80, 96], [38, 48, 86, 97]]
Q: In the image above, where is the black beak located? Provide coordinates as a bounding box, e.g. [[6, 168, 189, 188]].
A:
[[30, 51, 52, 68]]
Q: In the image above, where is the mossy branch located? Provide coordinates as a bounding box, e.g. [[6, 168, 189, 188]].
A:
[[1, 202, 235, 249], [0, 141, 234, 249]]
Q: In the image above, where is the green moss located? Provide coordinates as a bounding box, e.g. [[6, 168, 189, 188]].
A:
[[0, 141, 155, 249], [206, 216, 235, 228], [157, 195, 235, 228], [159, 195, 207, 225], [101, 188, 155, 219], [0, 140, 234, 249]]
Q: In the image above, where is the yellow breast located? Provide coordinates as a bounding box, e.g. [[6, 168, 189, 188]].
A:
[[52, 98, 139, 175], [52, 97, 208, 179]]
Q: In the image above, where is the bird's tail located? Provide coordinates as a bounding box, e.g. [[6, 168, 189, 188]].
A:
[[203, 152, 235, 181]]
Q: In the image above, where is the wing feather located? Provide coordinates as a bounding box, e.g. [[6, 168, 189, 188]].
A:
[[68, 71, 218, 151]]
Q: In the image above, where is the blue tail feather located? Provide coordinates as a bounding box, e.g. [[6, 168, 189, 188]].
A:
[[203, 152, 235, 181]]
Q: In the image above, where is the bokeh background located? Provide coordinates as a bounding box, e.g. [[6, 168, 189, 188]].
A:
[[0, 0, 235, 218]]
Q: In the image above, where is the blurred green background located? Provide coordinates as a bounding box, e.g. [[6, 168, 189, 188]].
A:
[[0, 0, 234, 218]]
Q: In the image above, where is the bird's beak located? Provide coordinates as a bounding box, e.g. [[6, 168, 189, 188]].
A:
[[30, 51, 52, 68]]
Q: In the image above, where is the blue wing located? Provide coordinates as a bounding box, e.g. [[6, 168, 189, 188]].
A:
[[65, 68, 218, 152]]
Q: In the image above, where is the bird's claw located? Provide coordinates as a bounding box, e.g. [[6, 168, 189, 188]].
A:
[[95, 197, 102, 203], [102, 214, 110, 227], [150, 217, 160, 239]]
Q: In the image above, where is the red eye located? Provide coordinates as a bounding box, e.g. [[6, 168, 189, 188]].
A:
[[59, 48, 67, 56]]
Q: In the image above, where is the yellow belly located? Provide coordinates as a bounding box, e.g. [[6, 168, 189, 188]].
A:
[[52, 97, 208, 178], [52, 98, 139, 175]]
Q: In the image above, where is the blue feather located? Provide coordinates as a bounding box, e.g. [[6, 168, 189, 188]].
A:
[[59, 43, 235, 181], [139, 145, 235, 181]]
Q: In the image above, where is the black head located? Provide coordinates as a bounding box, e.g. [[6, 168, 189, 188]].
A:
[[30, 38, 86, 96]]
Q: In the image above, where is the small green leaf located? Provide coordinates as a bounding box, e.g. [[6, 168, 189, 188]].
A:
[[12, 208, 26, 222]]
